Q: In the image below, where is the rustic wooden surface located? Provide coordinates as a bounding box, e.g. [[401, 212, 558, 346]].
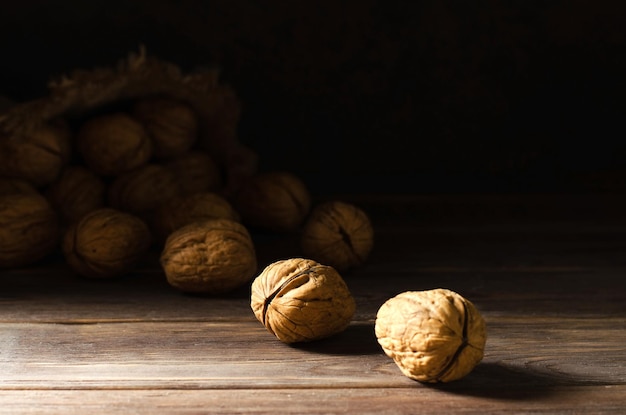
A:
[[1, 194, 625, 414]]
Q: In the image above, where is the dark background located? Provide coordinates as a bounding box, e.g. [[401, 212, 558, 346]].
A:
[[1, 0, 624, 195]]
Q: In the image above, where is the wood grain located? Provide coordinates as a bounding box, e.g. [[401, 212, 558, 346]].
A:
[[0, 194, 625, 413]]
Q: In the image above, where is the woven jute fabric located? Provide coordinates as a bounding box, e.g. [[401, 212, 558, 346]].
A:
[[0, 47, 257, 193]]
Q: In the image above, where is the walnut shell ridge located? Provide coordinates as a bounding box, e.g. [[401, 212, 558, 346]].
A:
[[250, 258, 356, 343], [0, 119, 72, 187], [151, 191, 240, 243], [0, 193, 60, 268], [132, 97, 198, 160], [77, 113, 152, 177], [301, 200, 374, 271], [62, 208, 151, 279], [160, 218, 257, 294], [375, 288, 486, 383], [234, 171, 311, 233]]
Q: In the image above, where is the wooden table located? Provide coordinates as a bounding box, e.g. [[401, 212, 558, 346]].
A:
[[1, 194, 625, 414]]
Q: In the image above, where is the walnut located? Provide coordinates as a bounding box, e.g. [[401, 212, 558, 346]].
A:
[[301, 200, 374, 271], [160, 218, 257, 294], [0, 118, 72, 187], [45, 166, 106, 225], [108, 163, 181, 216], [151, 192, 240, 244], [250, 258, 356, 343], [233, 171, 311, 233], [0, 177, 38, 195], [165, 150, 223, 195], [375, 289, 487, 383], [0, 193, 60, 268], [132, 97, 198, 159], [77, 113, 152, 176], [62, 208, 151, 279]]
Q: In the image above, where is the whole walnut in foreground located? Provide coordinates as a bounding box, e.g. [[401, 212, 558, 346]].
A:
[[77, 113, 152, 176], [151, 191, 240, 244], [375, 289, 487, 383], [132, 97, 198, 160], [0, 193, 60, 268], [62, 208, 151, 279], [301, 200, 374, 272], [0, 118, 72, 187], [250, 258, 355, 343], [233, 171, 311, 233], [160, 218, 257, 295]]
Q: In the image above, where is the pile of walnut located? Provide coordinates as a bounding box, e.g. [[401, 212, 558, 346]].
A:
[[0, 90, 485, 385], [0, 96, 375, 293]]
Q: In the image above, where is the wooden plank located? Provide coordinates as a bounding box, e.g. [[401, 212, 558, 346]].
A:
[[1, 262, 624, 322], [1, 386, 626, 415], [1, 317, 624, 389]]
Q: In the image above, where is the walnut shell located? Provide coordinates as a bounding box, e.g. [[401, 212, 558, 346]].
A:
[[301, 200, 374, 271], [0, 118, 72, 187], [160, 218, 257, 294], [0, 193, 60, 268], [108, 163, 181, 216], [0, 177, 39, 196], [375, 289, 487, 383], [250, 258, 356, 343], [77, 113, 152, 176], [132, 97, 198, 159], [165, 150, 222, 195], [45, 165, 106, 225], [62, 208, 151, 279], [233, 171, 311, 233], [151, 192, 240, 244]]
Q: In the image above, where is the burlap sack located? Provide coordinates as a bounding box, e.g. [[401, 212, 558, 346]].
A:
[[0, 46, 257, 194]]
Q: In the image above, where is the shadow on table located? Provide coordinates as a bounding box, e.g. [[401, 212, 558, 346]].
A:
[[290, 323, 382, 356], [430, 361, 611, 400]]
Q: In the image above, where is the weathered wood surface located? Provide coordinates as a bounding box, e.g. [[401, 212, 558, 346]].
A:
[[1, 194, 625, 414]]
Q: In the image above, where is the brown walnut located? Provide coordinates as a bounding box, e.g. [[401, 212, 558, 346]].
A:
[[165, 150, 223, 195], [250, 258, 356, 343], [160, 218, 257, 295], [45, 165, 106, 225], [0, 177, 38, 196], [77, 113, 152, 176], [0, 118, 72, 187], [233, 171, 311, 233], [375, 288, 487, 383], [301, 200, 374, 271], [108, 163, 181, 216], [0, 193, 60, 268], [151, 191, 240, 244], [62, 208, 151, 279], [132, 97, 198, 159]]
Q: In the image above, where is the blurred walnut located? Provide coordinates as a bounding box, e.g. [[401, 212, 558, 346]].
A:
[[160, 218, 257, 295], [45, 166, 106, 225], [108, 163, 181, 216], [132, 97, 198, 159], [233, 171, 311, 233], [0, 177, 38, 195], [77, 113, 152, 176], [0, 118, 72, 187], [0, 193, 60, 268], [301, 200, 374, 271], [62, 208, 151, 279], [152, 192, 240, 244], [165, 150, 222, 195], [250, 258, 355, 343], [375, 289, 487, 383]]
